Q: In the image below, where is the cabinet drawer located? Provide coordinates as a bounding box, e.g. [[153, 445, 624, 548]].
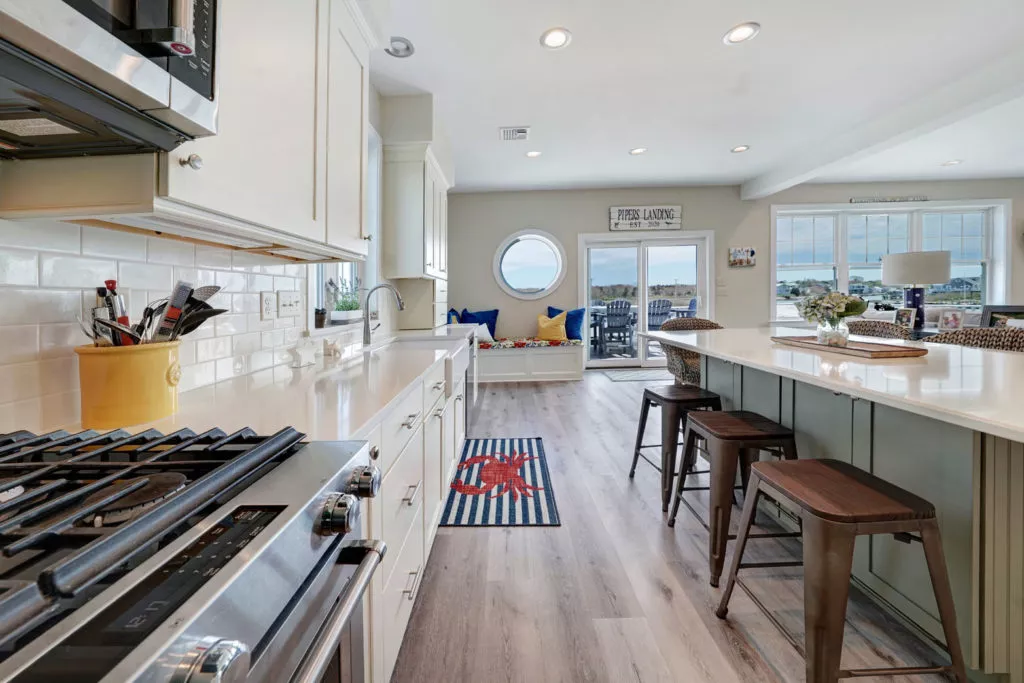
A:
[[422, 361, 446, 413], [382, 503, 425, 683], [380, 428, 424, 587], [434, 305, 448, 329], [434, 279, 448, 298], [382, 385, 423, 474]]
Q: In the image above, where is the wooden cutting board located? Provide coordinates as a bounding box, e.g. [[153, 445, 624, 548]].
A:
[[770, 336, 928, 358]]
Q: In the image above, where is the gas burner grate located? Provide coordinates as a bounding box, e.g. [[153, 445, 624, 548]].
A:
[[0, 426, 306, 644]]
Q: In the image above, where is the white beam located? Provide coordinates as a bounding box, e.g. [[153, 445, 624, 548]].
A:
[[740, 49, 1024, 200]]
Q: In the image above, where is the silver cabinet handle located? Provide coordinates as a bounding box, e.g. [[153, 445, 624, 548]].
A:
[[402, 565, 423, 600], [179, 153, 203, 170], [432, 381, 445, 391], [290, 541, 385, 683], [369, 445, 380, 461], [455, 395, 463, 403], [401, 412, 420, 429], [433, 408, 444, 418], [402, 481, 422, 507]]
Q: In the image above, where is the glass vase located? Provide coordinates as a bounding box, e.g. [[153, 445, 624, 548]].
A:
[[816, 318, 849, 347]]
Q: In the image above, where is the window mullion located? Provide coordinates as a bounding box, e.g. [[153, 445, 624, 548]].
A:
[[837, 213, 849, 293]]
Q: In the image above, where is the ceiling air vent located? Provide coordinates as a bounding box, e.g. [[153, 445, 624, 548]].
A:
[[499, 127, 530, 142]]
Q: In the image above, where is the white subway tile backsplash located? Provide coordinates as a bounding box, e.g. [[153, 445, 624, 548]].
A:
[[215, 271, 246, 293], [0, 220, 307, 429], [0, 326, 39, 365], [0, 248, 39, 286], [147, 238, 195, 267], [0, 290, 81, 325], [39, 254, 114, 289], [214, 314, 247, 336], [195, 337, 232, 363], [118, 261, 174, 290], [0, 221, 80, 253], [81, 226, 146, 260]]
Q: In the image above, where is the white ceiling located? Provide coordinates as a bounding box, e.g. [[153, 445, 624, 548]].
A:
[[370, 0, 1024, 194], [815, 95, 1024, 183]]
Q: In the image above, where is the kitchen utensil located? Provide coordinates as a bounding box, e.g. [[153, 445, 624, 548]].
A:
[[191, 285, 221, 302], [76, 315, 99, 342], [152, 281, 194, 342], [173, 308, 227, 339], [93, 318, 143, 345]]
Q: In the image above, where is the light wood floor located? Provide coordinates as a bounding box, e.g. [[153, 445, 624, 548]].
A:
[[392, 373, 946, 682]]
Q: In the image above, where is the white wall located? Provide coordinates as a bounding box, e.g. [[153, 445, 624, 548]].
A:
[[448, 179, 1024, 336]]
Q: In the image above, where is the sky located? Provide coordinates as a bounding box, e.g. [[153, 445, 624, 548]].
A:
[[589, 245, 697, 287], [500, 237, 560, 290]]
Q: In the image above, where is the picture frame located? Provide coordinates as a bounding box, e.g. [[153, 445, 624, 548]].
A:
[[894, 307, 917, 329], [938, 310, 964, 331], [980, 305, 1024, 328], [728, 247, 756, 268]]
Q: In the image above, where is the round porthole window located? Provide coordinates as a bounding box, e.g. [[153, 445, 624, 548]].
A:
[[493, 230, 566, 300]]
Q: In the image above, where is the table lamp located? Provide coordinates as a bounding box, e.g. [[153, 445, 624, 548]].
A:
[[881, 251, 952, 330]]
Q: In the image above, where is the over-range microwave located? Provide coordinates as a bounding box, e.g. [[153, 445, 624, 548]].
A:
[[0, 0, 217, 159]]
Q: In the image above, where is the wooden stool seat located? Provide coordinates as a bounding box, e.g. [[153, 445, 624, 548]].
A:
[[642, 384, 722, 406], [754, 459, 935, 523], [630, 384, 722, 512], [684, 410, 794, 441], [716, 458, 967, 683]]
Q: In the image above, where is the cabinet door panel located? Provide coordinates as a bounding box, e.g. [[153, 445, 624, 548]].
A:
[[439, 191, 448, 276], [162, 0, 323, 241], [423, 403, 443, 553], [325, 1, 368, 255], [422, 167, 435, 274]]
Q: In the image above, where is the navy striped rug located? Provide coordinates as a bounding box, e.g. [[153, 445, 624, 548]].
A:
[[441, 438, 560, 527]]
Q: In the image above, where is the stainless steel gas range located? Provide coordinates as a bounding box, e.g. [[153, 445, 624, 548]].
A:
[[0, 426, 384, 683]]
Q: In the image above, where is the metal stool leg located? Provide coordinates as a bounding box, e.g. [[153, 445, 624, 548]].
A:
[[629, 397, 651, 478], [667, 425, 697, 527], [660, 401, 682, 512], [708, 440, 740, 587], [716, 473, 763, 618], [920, 519, 968, 682], [802, 515, 856, 683]]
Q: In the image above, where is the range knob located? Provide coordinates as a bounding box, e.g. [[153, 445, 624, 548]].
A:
[[315, 493, 360, 536], [173, 637, 250, 683], [346, 465, 381, 498]]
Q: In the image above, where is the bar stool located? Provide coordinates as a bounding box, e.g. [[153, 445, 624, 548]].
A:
[[717, 459, 967, 683], [629, 385, 722, 511], [668, 410, 800, 587]]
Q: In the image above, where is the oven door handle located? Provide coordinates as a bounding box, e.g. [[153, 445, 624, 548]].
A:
[[290, 540, 387, 683]]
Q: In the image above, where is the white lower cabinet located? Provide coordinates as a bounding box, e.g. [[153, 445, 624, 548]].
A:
[[365, 363, 468, 682]]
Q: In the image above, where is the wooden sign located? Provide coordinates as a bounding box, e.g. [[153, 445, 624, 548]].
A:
[[609, 205, 682, 231]]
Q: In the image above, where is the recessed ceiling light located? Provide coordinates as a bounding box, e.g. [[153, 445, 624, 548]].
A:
[[941, 159, 963, 166], [629, 147, 648, 155], [731, 145, 750, 153], [723, 22, 761, 45], [385, 36, 415, 58], [540, 27, 572, 49], [526, 151, 542, 158]]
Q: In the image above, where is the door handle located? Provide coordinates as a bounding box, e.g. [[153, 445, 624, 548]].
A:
[[401, 412, 421, 429], [402, 565, 423, 600], [402, 481, 422, 507]]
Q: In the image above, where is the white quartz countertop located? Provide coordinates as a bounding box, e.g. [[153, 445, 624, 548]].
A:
[[643, 326, 1024, 443], [59, 344, 449, 441]]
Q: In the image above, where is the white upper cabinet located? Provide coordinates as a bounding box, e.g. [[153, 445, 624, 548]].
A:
[[382, 144, 450, 280], [325, 0, 371, 257], [160, 0, 325, 243]]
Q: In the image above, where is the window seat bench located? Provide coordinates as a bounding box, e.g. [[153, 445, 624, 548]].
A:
[[477, 338, 584, 382]]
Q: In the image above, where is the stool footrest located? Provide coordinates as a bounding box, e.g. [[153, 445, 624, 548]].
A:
[[839, 665, 952, 678], [737, 560, 803, 570]]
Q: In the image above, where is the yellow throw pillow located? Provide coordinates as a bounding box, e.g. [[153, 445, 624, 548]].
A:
[[537, 311, 568, 341]]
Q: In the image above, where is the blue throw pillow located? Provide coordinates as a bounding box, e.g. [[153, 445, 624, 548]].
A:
[[548, 306, 585, 340], [447, 308, 461, 324], [461, 308, 499, 338]]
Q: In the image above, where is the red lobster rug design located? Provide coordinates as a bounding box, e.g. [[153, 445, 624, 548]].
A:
[[441, 438, 560, 527]]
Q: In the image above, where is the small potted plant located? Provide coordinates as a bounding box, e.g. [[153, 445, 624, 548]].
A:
[[328, 276, 363, 323], [314, 308, 327, 328], [796, 292, 867, 347]]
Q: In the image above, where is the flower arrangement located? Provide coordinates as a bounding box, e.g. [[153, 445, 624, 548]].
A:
[[325, 276, 361, 312], [796, 292, 867, 325]]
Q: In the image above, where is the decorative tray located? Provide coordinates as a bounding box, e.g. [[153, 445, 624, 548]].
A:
[[770, 336, 928, 358]]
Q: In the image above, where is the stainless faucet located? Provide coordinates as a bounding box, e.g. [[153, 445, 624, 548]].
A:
[[363, 283, 405, 346]]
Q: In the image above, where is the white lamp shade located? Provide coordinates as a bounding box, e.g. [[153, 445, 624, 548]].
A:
[[881, 251, 952, 286]]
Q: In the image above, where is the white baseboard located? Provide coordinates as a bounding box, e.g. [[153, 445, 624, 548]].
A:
[[477, 346, 584, 382]]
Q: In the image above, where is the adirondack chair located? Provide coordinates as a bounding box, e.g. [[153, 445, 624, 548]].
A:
[[603, 299, 636, 355], [647, 299, 673, 330]]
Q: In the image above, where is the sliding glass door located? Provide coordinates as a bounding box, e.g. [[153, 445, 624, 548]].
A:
[[585, 236, 709, 368]]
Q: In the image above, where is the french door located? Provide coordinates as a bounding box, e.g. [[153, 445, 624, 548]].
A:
[[582, 235, 711, 368]]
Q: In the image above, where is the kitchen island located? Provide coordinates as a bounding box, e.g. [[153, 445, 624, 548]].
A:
[[643, 327, 1024, 683]]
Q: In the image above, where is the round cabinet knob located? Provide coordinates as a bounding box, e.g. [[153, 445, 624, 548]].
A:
[[346, 465, 381, 498], [174, 638, 250, 683], [179, 153, 204, 170], [315, 493, 360, 536]]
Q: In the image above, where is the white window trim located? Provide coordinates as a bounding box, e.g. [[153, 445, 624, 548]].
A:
[[769, 199, 1011, 323]]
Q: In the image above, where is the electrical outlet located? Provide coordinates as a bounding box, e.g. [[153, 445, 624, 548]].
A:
[[278, 291, 302, 317], [260, 291, 277, 320]]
